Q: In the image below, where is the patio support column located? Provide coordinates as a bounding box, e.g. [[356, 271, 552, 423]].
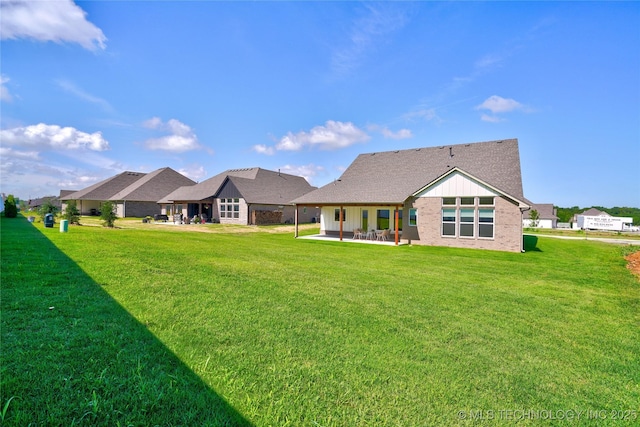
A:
[[294, 205, 299, 238], [339, 205, 344, 241], [395, 205, 399, 246]]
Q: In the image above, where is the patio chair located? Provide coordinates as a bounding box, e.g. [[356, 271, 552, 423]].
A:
[[353, 228, 364, 239], [377, 229, 391, 241]]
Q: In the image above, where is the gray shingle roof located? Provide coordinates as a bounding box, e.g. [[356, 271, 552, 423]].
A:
[[159, 167, 316, 204], [109, 167, 195, 201], [524, 203, 558, 220], [226, 169, 316, 204], [159, 168, 260, 203], [292, 138, 526, 205], [61, 168, 195, 202], [61, 171, 146, 201]]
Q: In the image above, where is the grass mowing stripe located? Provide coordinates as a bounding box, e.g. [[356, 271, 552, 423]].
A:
[[1, 217, 251, 426], [2, 216, 639, 425]]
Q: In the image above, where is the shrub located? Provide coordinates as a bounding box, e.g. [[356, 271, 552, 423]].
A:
[[100, 201, 118, 228], [3, 195, 18, 218], [38, 199, 59, 222], [63, 200, 81, 225]]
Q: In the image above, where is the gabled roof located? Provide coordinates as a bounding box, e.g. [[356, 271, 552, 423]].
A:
[[109, 167, 195, 202], [61, 168, 195, 202], [159, 168, 259, 203], [61, 171, 146, 201], [412, 167, 529, 207], [292, 138, 526, 205], [579, 208, 609, 217], [524, 203, 558, 220], [159, 167, 316, 204], [223, 169, 316, 204]]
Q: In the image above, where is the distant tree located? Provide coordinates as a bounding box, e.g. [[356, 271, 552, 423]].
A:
[[63, 200, 81, 225], [3, 194, 18, 218], [38, 199, 59, 222], [555, 206, 576, 223], [529, 209, 540, 228], [100, 200, 118, 228]]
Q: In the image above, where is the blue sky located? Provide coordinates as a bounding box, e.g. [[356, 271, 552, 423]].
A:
[[1, 1, 638, 207]]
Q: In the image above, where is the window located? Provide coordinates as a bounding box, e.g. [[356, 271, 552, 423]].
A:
[[460, 197, 475, 206], [442, 197, 456, 205], [220, 198, 240, 219], [334, 208, 346, 222], [377, 209, 390, 230], [409, 208, 417, 226], [442, 208, 456, 236], [439, 197, 495, 239], [479, 197, 495, 206], [362, 210, 368, 231], [478, 209, 494, 238], [459, 208, 475, 237]]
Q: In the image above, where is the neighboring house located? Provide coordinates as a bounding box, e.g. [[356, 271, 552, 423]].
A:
[[159, 167, 318, 224], [571, 208, 609, 226], [61, 167, 196, 217], [523, 203, 558, 228], [28, 196, 61, 211], [292, 138, 531, 252]]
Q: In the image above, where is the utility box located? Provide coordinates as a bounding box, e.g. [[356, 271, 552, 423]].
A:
[[44, 213, 54, 228]]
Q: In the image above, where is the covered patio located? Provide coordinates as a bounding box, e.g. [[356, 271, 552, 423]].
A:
[[297, 233, 406, 246]]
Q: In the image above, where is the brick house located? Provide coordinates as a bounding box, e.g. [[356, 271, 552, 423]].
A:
[[292, 139, 531, 252], [159, 167, 319, 225], [61, 167, 196, 217]]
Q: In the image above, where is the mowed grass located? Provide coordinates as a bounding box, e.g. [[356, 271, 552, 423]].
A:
[[1, 217, 639, 426]]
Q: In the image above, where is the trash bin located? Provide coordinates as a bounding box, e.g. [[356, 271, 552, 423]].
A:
[[44, 213, 54, 228], [60, 219, 69, 232]]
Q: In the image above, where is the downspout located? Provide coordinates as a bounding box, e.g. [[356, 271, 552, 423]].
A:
[[294, 205, 299, 238]]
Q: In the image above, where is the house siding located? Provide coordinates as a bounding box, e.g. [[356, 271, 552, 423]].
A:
[[117, 201, 161, 218], [405, 196, 523, 252]]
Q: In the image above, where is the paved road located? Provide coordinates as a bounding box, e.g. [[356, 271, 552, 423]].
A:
[[528, 233, 640, 246]]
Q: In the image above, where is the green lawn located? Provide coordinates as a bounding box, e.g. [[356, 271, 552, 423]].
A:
[[1, 216, 639, 426]]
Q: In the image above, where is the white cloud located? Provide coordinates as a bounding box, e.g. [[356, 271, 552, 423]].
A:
[[403, 108, 441, 123], [476, 95, 532, 122], [252, 144, 275, 155], [143, 117, 201, 153], [1, 75, 13, 102], [0, 147, 40, 160], [0, 123, 110, 151], [367, 124, 412, 140], [56, 79, 113, 112], [275, 120, 370, 152], [0, 0, 107, 51], [476, 95, 524, 114], [480, 114, 505, 123], [279, 164, 325, 185], [331, 4, 408, 77], [177, 165, 207, 182]]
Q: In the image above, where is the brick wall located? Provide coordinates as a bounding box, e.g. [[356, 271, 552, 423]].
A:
[[406, 196, 523, 252]]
